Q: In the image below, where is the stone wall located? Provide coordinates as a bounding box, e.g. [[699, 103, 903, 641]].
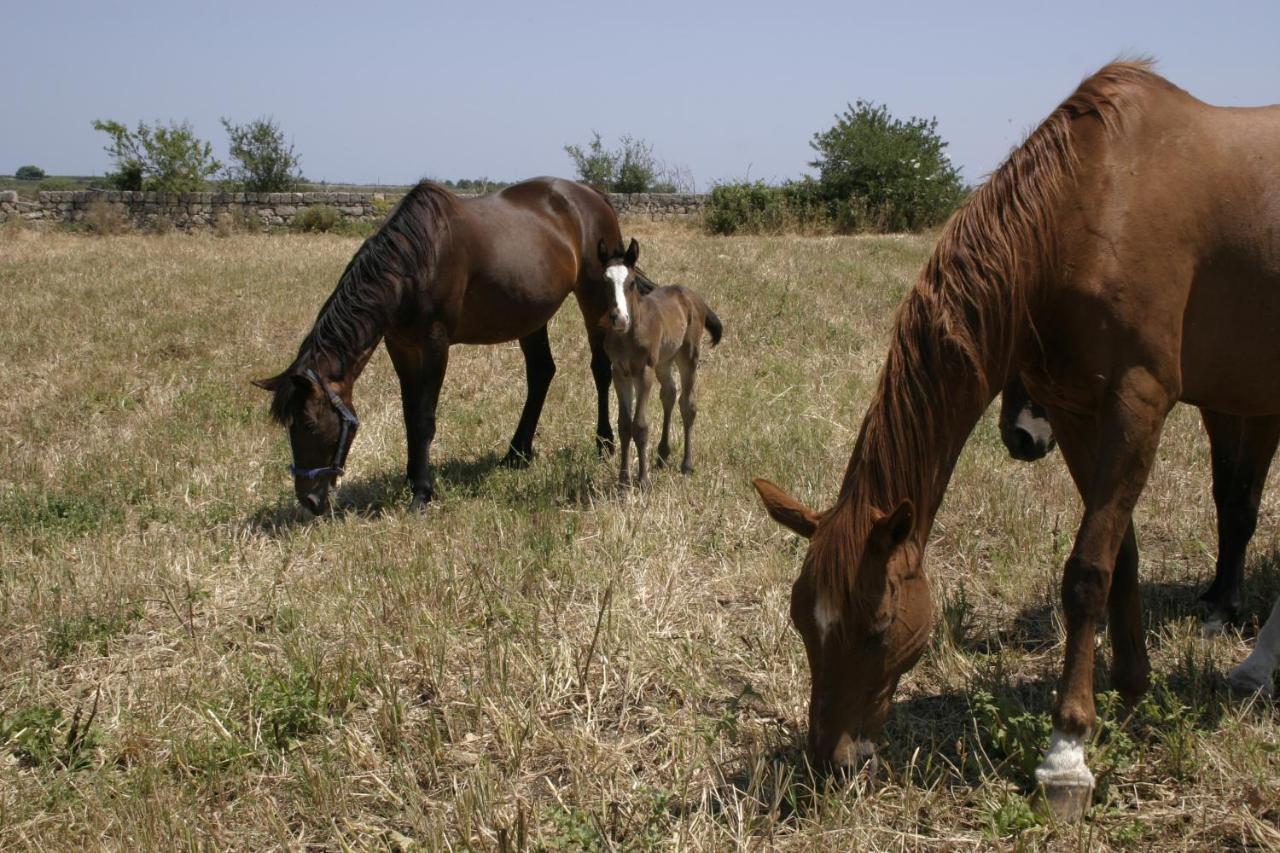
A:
[[0, 189, 707, 231]]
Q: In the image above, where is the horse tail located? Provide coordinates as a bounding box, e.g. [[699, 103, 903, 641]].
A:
[[701, 301, 723, 347]]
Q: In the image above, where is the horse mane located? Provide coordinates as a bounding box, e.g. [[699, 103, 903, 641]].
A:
[[813, 59, 1169, 608], [266, 180, 457, 424]]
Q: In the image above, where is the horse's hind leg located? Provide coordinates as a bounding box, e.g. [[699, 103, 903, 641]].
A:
[[676, 349, 699, 475], [387, 329, 449, 511], [1200, 411, 1280, 630], [1035, 368, 1174, 820], [1229, 593, 1280, 698], [504, 325, 556, 467], [655, 362, 677, 468]]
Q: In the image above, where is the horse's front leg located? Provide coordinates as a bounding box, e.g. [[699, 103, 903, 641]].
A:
[[1036, 367, 1174, 822], [387, 328, 449, 511], [572, 290, 616, 456], [504, 325, 556, 467]]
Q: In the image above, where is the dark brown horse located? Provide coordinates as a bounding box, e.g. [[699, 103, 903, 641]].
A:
[[753, 62, 1280, 819], [1001, 375, 1280, 629], [254, 177, 630, 512]]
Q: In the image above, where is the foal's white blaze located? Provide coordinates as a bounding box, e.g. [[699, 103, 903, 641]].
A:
[[605, 264, 630, 329], [1034, 730, 1094, 789], [814, 595, 840, 641], [1229, 593, 1280, 698]]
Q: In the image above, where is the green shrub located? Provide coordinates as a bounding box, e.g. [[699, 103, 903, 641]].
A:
[[703, 180, 826, 235], [809, 100, 965, 231], [293, 204, 338, 233], [564, 132, 691, 192], [92, 118, 222, 193], [15, 164, 45, 181], [221, 116, 302, 192]]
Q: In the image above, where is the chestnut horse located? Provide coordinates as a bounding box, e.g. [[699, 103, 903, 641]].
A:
[[1001, 375, 1280, 629], [255, 177, 628, 513], [753, 61, 1280, 819]]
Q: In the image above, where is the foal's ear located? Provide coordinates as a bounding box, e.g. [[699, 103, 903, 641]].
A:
[[869, 499, 915, 551], [624, 237, 640, 267], [597, 238, 609, 265], [753, 478, 822, 539]]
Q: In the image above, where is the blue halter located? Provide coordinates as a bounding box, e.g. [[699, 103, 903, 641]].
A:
[[289, 369, 359, 480]]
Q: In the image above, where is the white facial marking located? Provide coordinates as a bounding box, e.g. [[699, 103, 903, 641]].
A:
[[1034, 730, 1094, 788], [814, 595, 840, 641], [605, 264, 630, 328]]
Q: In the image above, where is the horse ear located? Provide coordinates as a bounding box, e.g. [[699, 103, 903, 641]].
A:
[[252, 374, 284, 392], [753, 478, 822, 539], [624, 237, 640, 267], [870, 499, 915, 551], [597, 238, 609, 265]]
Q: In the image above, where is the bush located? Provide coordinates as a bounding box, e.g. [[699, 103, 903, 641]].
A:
[[809, 100, 965, 231], [221, 116, 302, 192], [92, 119, 222, 193], [703, 180, 827, 235], [293, 204, 338, 233], [84, 201, 130, 236], [15, 165, 45, 181], [564, 132, 692, 193]]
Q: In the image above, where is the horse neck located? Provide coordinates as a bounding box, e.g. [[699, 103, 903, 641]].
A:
[[837, 294, 1010, 547], [303, 276, 394, 387]]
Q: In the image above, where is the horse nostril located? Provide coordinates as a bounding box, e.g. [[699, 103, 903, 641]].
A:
[[1012, 428, 1044, 461]]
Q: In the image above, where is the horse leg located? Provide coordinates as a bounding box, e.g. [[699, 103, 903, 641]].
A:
[[655, 362, 677, 468], [677, 350, 699, 475], [387, 330, 449, 511], [633, 366, 655, 487], [1200, 411, 1280, 631], [503, 325, 556, 468], [573, 291, 616, 456], [614, 364, 635, 487], [1035, 368, 1173, 820], [1229, 593, 1280, 698]]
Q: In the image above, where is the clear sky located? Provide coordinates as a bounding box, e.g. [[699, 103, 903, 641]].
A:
[[5, 1, 1279, 188]]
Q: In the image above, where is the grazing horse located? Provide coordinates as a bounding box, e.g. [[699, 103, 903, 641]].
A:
[[752, 61, 1280, 820], [598, 239, 723, 486], [1002, 375, 1280, 629], [254, 177, 628, 513]]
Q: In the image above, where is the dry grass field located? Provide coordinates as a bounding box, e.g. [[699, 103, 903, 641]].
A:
[[1, 223, 1277, 850]]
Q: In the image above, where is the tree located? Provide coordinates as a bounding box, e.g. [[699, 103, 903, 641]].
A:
[[92, 119, 222, 193], [809, 101, 964, 231], [564, 133, 690, 193], [221, 116, 303, 192], [15, 165, 45, 181]]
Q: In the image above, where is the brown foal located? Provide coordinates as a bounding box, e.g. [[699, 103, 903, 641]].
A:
[[598, 239, 723, 487]]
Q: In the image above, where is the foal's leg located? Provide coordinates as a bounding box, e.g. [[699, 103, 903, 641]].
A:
[[655, 361, 677, 468], [632, 367, 655, 487], [614, 365, 635, 486], [504, 325, 556, 467], [387, 328, 450, 511], [1229, 593, 1280, 698], [1035, 369, 1174, 820], [1200, 411, 1280, 630], [676, 349, 699, 475]]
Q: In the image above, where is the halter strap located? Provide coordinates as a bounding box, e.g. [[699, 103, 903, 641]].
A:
[[289, 369, 359, 480]]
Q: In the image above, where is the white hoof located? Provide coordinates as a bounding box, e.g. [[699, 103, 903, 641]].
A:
[[1034, 730, 1094, 822]]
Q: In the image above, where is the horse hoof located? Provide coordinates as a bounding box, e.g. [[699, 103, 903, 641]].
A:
[[501, 449, 533, 469], [680, 463, 694, 476], [409, 493, 432, 513], [1202, 616, 1227, 637], [596, 435, 616, 458], [1036, 779, 1093, 822], [1228, 666, 1275, 700]]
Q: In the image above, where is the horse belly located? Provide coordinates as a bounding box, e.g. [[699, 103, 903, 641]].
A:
[[451, 274, 568, 344], [1181, 270, 1280, 415]]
